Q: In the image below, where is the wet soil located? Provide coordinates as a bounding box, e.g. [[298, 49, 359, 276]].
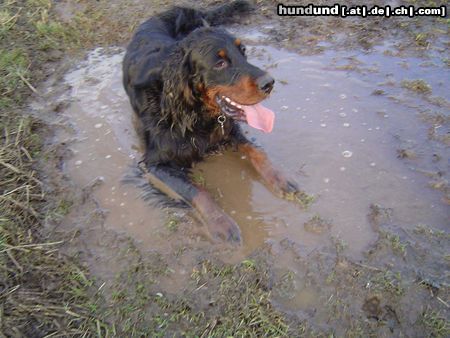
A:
[[30, 0, 449, 335]]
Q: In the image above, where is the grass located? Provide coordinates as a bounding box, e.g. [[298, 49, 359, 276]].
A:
[[165, 215, 180, 232], [414, 224, 449, 239], [106, 257, 296, 336], [371, 271, 404, 296], [401, 79, 432, 94], [285, 189, 315, 208], [303, 214, 332, 234], [0, 113, 107, 336], [379, 231, 408, 256], [0, 0, 109, 335], [421, 308, 450, 338]]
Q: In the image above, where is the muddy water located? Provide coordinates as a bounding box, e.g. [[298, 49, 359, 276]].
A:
[[59, 41, 448, 307]]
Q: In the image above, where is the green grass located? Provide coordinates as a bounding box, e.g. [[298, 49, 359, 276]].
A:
[[421, 309, 450, 338], [414, 224, 449, 239], [0, 113, 107, 336], [105, 257, 295, 336], [401, 79, 432, 94], [165, 216, 180, 231], [285, 189, 315, 208], [371, 271, 404, 296], [0, 0, 109, 335], [380, 231, 407, 256], [0, 49, 29, 104]]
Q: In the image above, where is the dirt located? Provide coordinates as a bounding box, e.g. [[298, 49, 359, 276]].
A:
[[13, 0, 450, 336]]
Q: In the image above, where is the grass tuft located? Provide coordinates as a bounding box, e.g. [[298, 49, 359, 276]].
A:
[[401, 79, 432, 94]]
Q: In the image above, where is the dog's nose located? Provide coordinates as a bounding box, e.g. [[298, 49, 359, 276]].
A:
[[256, 73, 275, 95]]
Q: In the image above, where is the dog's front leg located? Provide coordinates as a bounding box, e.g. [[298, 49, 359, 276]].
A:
[[145, 165, 241, 243], [237, 142, 301, 200]]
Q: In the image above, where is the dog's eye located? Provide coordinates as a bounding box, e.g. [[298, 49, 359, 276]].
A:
[[240, 45, 246, 54], [214, 60, 228, 70]]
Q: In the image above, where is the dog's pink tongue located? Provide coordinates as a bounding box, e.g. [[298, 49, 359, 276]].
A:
[[242, 103, 275, 133]]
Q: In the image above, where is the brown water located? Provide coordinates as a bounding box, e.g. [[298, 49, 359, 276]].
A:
[[58, 42, 448, 307]]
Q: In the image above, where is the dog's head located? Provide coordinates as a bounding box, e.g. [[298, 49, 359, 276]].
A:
[[162, 27, 275, 134]]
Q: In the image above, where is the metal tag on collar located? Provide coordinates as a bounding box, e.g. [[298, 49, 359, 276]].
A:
[[217, 115, 226, 135]]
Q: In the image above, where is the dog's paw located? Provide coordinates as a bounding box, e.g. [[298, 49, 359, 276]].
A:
[[207, 212, 241, 243], [271, 174, 315, 208], [264, 169, 297, 196], [283, 183, 315, 208]]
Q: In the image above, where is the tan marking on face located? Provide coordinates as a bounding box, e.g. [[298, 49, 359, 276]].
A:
[[234, 38, 241, 46], [218, 49, 227, 59]]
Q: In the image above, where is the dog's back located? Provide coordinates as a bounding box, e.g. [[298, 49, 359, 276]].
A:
[[123, 1, 251, 92]]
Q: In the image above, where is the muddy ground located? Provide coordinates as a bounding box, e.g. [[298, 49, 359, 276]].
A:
[[1, 0, 449, 337]]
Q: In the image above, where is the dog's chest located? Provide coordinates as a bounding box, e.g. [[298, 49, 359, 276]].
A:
[[208, 117, 234, 145], [187, 119, 233, 156]]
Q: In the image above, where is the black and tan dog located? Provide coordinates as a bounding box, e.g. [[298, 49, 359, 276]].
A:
[[123, 1, 300, 242]]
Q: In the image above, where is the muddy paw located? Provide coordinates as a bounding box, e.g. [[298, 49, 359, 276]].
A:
[[208, 213, 241, 243], [282, 181, 315, 208]]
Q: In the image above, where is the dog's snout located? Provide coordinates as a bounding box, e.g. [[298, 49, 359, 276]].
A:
[[257, 74, 275, 95]]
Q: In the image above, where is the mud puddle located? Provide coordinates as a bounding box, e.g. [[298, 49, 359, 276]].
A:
[[54, 37, 448, 314]]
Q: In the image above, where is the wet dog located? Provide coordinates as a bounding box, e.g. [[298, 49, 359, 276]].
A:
[[123, 1, 301, 242]]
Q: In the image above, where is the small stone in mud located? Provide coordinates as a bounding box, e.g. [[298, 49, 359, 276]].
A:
[[342, 150, 353, 158], [320, 123, 327, 127], [431, 154, 441, 162], [304, 215, 332, 234], [343, 123, 350, 127], [372, 89, 386, 96], [105, 155, 112, 159], [339, 112, 347, 118], [397, 149, 416, 159], [75, 160, 82, 166], [376, 111, 388, 118], [370, 162, 376, 167], [94, 123, 103, 128], [340, 94, 347, 99]]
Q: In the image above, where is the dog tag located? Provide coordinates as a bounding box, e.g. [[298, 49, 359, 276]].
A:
[[217, 115, 226, 135]]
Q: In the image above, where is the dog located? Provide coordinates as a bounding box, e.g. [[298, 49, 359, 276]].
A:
[[123, 1, 301, 243]]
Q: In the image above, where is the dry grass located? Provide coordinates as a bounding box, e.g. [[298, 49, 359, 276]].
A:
[[0, 112, 107, 336], [0, 0, 109, 335]]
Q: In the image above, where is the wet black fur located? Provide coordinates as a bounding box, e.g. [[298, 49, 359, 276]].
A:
[[122, 1, 263, 207]]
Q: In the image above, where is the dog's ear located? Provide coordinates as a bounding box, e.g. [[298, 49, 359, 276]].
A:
[[161, 48, 197, 136]]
